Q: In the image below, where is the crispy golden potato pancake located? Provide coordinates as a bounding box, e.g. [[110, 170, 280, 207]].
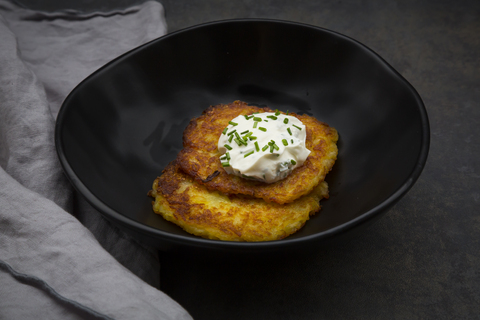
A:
[[176, 100, 338, 204], [150, 161, 329, 242]]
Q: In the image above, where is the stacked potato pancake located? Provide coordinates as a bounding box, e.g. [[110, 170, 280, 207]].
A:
[[149, 100, 338, 241]]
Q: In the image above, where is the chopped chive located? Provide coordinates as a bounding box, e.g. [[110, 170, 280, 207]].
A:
[[228, 135, 234, 143], [282, 139, 288, 146], [262, 145, 269, 152], [243, 135, 249, 142], [220, 155, 227, 160], [291, 159, 297, 165], [286, 110, 289, 115], [244, 150, 255, 158], [244, 132, 253, 137], [244, 115, 254, 120], [258, 127, 267, 132], [287, 127, 292, 135], [275, 109, 281, 116], [234, 132, 241, 140], [252, 112, 260, 114], [273, 143, 279, 151], [222, 127, 228, 135], [267, 115, 277, 120], [249, 136, 257, 140], [222, 162, 230, 167], [237, 138, 247, 146], [227, 129, 237, 136], [224, 144, 232, 150], [240, 130, 249, 134], [270, 145, 274, 153], [253, 122, 258, 128], [229, 121, 238, 126], [292, 124, 302, 130], [226, 152, 230, 160], [291, 139, 294, 144], [253, 117, 262, 122], [254, 141, 260, 152], [283, 118, 289, 124], [234, 138, 242, 146]]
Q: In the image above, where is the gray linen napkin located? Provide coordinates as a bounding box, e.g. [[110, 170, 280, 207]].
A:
[[0, 1, 192, 319]]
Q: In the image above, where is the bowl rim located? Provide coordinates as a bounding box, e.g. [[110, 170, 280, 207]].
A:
[[55, 18, 430, 250]]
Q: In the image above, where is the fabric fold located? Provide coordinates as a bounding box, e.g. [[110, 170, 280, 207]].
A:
[[0, 1, 192, 318]]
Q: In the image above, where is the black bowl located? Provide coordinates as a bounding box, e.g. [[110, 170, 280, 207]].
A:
[[55, 19, 429, 255]]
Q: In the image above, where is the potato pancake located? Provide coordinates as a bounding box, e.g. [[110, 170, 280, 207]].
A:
[[150, 161, 329, 242], [176, 100, 338, 204]]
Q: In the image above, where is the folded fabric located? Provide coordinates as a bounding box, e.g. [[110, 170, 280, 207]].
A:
[[0, 0, 192, 318]]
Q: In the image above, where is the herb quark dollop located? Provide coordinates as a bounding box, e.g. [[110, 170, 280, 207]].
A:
[[217, 110, 311, 183]]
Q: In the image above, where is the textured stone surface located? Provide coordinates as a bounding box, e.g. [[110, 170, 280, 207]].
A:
[[16, 0, 480, 318]]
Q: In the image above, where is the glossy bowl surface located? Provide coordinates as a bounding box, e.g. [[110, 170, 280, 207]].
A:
[[55, 19, 429, 255]]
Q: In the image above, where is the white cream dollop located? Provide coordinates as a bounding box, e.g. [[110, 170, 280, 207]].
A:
[[217, 111, 310, 183]]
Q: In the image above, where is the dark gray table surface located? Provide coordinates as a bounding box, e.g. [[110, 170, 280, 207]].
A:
[[17, 0, 480, 319]]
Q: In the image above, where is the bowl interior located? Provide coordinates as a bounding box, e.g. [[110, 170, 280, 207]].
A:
[[56, 20, 428, 251]]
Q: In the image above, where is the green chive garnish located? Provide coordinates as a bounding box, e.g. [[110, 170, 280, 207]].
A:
[[238, 138, 247, 146], [240, 130, 249, 135], [253, 122, 258, 128], [224, 144, 232, 150], [273, 143, 279, 151], [249, 136, 257, 140], [222, 162, 230, 167], [228, 135, 234, 143], [244, 115, 254, 120], [291, 139, 294, 144], [287, 128, 292, 135], [282, 139, 288, 146], [270, 145, 274, 153], [222, 127, 228, 135], [259, 127, 267, 132], [267, 115, 277, 120], [244, 150, 255, 158], [226, 152, 230, 160], [254, 141, 259, 152], [286, 110, 289, 115], [234, 138, 242, 146], [291, 159, 297, 165], [275, 110, 281, 116], [229, 121, 238, 126], [253, 117, 262, 122], [283, 118, 289, 124], [292, 124, 302, 130], [220, 155, 227, 160], [262, 145, 269, 152], [227, 129, 237, 136]]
